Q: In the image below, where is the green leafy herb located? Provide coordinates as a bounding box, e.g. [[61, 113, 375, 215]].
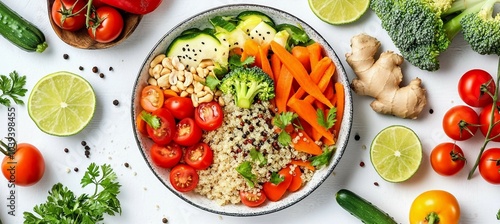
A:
[[236, 161, 256, 188], [0, 71, 27, 107], [317, 108, 337, 129], [278, 132, 292, 146], [23, 163, 121, 224], [140, 111, 160, 129], [250, 148, 267, 167], [309, 146, 336, 168], [205, 75, 221, 90], [273, 112, 298, 146], [228, 54, 255, 70], [269, 172, 284, 185]]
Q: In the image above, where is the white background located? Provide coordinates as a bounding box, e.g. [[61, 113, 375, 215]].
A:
[[0, 0, 499, 223]]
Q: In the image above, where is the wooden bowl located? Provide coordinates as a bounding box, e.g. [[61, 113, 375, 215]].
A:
[[46, 0, 142, 49]]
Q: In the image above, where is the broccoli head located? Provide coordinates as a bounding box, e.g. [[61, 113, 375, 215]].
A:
[[460, 0, 500, 55], [219, 66, 275, 109]]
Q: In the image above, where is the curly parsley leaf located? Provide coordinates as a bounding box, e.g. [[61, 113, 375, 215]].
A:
[[0, 71, 27, 107], [317, 108, 337, 129], [236, 161, 257, 188], [23, 163, 121, 224], [309, 146, 336, 168], [250, 148, 267, 167]]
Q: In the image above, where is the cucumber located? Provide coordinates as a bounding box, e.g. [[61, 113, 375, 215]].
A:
[[0, 2, 47, 53], [336, 189, 398, 224], [237, 11, 275, 27]]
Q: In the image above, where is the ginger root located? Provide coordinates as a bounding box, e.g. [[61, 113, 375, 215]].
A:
[[346, 33, 427, 119]]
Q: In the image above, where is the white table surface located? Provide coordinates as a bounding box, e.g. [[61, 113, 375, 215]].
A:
[[0, 0, 499, 223]]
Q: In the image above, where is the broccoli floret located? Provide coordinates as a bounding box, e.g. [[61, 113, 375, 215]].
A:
[[219, 66, 275, 109], [460, 0, 500, 55], [370, 0, 500, 71]]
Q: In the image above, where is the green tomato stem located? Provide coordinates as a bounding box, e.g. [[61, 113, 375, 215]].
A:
[[426, 212, 440, 224], [0, 137, 16, 156], [85, 0, 94, 28]]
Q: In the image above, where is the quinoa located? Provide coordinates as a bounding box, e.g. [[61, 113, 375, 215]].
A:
[[196, 95, 314, 205]]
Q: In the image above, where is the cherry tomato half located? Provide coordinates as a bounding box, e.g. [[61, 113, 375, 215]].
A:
[[150, 142, 182, 168], [173, 118, 202, 146], [430, 143, 466, 176], [163, 96, 194, 120], [145, 108, 176, 145], [458, 69, 496, 108], [442, 105, 479, 141], [479, 102, 500, 142], [2, 143, 45, 187], [51, 0, 87, 31], [169, 164, 199, 192], [194, 101, 224, 131], [140, 85, 164, 112], [262, 168, 293, 201], [409, 190, 460, 224], [184, 142, 213, 170], [240, 190, 267, 207], [479, 148, 500, 184], [87, 6, 124, 43]]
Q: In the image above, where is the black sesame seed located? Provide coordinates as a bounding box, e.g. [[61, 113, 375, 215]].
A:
[[109, 66, 113, 71], [124, 162, 130, 168], [429, 109, 434, 114], [354, 134, 361, 141], [374, 182, 379, 186], [63, 54, 69, 59]]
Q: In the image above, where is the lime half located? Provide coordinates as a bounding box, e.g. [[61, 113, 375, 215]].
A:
[[370, 125, 422, 182], [28, 71, 96, 136], [308, 0, 370, 25]]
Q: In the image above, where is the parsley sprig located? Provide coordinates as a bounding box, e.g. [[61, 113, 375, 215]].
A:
[[317, 108, 337, 129], [23, 163, 121, 224], [0, 71, 27, 107]]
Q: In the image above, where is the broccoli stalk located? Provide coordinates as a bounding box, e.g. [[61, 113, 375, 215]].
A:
[[219, 66, 275, 109]]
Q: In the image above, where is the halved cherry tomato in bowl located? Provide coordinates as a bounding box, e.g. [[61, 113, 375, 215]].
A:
[[173, 118, 202, 146], [150, 142, 182, 168], [142, 109, 176, 145], [194, 101, 223, 131], [169, 164, 199, 192], [140, 85, 164, 112], [240, 190, 267, 207], [184, 142, 213, 170], [163, 96, 194, 120], [87, 6, 124, 43]]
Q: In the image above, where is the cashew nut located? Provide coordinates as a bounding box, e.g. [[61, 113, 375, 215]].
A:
[[198, 94, 214, 103], [169, 71, 178, 85], [184, 72, 193, 87], [150, 54, 166, 68]]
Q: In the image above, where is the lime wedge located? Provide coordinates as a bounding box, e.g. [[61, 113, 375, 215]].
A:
[[308, 0, 369, 25], [370, 125, 422, 182], [28, 71, 96, 136]]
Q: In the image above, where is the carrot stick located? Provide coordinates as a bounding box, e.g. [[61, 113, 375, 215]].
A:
[[270, 41, 333, 108], [292, 46, 311, 72], [259, 45, 274, 80], [244, 39, 261, 67], [275, 66, 294, 113], [291, 160, 315, 171], [287, 166, 303, 192], [291, 130, 323, 155], [324, 81, 335, 100], [163, 89, 178, 99], [270, 54, 281, 81], [291, 57, 332, 100], [288, 97, 334, 143], [307, 42, 323, 69], [333, 82, 345, 138]]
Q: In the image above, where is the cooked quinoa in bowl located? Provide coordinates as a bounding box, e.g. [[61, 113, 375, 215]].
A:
[[132, 4, 353, 216]]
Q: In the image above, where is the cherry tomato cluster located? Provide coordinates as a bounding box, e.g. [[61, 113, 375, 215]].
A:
[[433, 69, 500, 184], [137, 85, 224, 192], [51, 0, 124, 43]]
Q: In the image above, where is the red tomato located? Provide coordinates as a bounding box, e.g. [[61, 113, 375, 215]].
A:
[[184, 142, 213, 170], [91, 0, 107, 8], [87, 6, 124, 43], [51, 0, 87, 31], [479, 102, 500, 142], [262, 168, 293, 201], [479, 148, 500, 184], [173, 118, 202, 146], [163, 97, 194, 120], [430, 143, 466, 176], [150, 142, 182, 168], [145, 108, 176, 145], [194, 102, 224, 131], [458, 69, 496, 108], [140, 85, 164, 112], [240, 190, 267, 207], [442, 105, 479, 141], [169, 164, 199, 192], [2, 143, 45, 187]]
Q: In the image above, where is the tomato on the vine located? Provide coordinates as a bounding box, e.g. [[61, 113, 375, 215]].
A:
[[194, 101, 224, 131], [184, 142, 213, 170], [479, 148, 500, 184], [169, 164, 199, 192], [479, 102, 500, 142], [409, 190, 460, 224], [173, 118, 202, 146], [140, 85, 164, 112], [430, 143, 466, 176], [143, 108, 176, 145], [442, 105, 479, 141], [458, 69, 496, 108], [163, 96, 194, 120], [51, 0, 87, 31], [87, 6, 124, 43], [240, 190, 267, 207], [150, 142, 182, 168], [1, 143, 45, 187]]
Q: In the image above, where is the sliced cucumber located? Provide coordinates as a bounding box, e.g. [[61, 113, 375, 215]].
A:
[[215, 29, 249, 50], [248, 21, 277, 46], [237, 11, 275, 27]]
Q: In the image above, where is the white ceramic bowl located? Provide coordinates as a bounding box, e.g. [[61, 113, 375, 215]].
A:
[[131, 4, 353, 216]]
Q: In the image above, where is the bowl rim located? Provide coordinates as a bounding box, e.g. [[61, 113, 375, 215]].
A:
[[130, 3, 353, 217]]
